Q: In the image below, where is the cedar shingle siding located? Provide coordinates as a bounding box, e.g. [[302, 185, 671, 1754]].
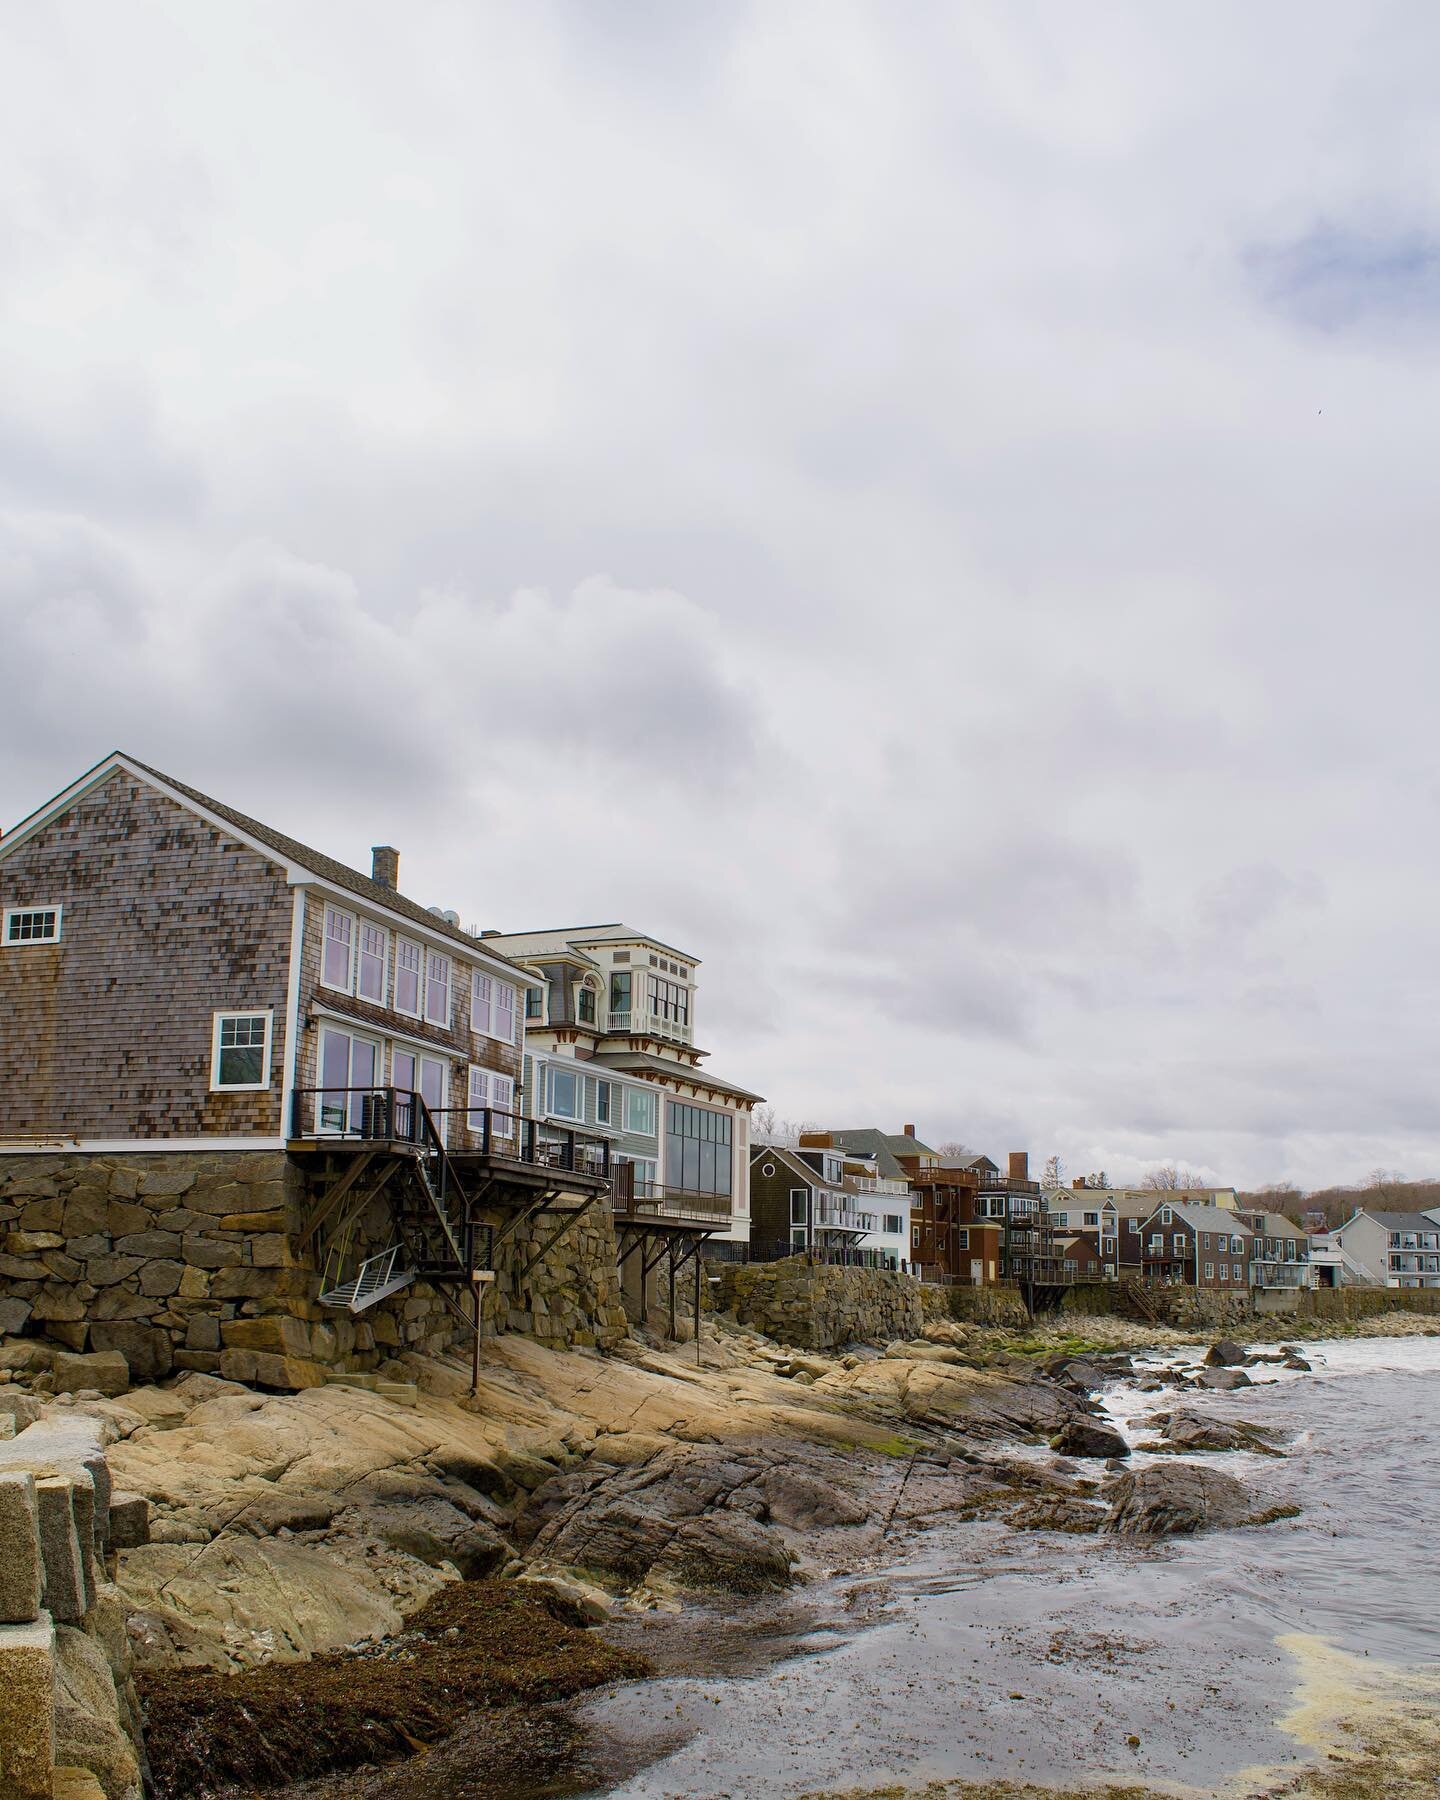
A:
[[0, 773, 293, 1139]]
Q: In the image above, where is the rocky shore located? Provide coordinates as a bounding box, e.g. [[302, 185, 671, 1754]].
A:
[[3, 1309, 1435, 1797]]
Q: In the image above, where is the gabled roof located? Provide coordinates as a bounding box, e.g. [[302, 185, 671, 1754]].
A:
[[1, 752, 528, 978], [1141, 1202, 1253, 1235], [818, 1128, 935, 1179], [1343, 1209, 1440, 1234], [752, 1144, 836, 1190], [1238, 1211, 1305, 1238]]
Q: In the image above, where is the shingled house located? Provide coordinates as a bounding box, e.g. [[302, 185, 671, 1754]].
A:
[[0, 753, 626, 1386]]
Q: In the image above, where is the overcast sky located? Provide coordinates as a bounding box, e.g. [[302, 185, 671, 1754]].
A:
[[3, 2, 1438, 1190]]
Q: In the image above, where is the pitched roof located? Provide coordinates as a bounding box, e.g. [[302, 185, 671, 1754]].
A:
[[815, 1128, 935, 1180], [1351, 1210, 1440, 1234], [1239, 1211, 1305, 1237], [5, 751, 528, 976], [1143, 1202, 1253, 1235], [120, 756, 533, 972]]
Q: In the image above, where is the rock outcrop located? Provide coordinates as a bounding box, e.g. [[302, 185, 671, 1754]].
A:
[[1103, 1463, 1266, 1536]]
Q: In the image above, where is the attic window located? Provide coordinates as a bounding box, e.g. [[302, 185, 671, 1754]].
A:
[[4, 907, 62, 945]]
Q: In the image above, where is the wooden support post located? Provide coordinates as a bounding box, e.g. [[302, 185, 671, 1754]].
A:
[[694, 1250, 701, 1367], [668, 1242, 677, 1341]]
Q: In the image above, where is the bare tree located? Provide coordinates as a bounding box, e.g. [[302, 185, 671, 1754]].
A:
[[1079, 1170, 1111, 1190], [1366, 1166, 1407, 1201], [936, 1141, 977, 1159], [1140, 1165, 1180, 1190], [1041, 1153, 1065, 1188]]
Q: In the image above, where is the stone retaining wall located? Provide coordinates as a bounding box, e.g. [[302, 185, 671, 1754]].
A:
[[0, 1151, 628, 1391], [0, 1415, 148, 1798], [943, 1283, 1030, 1326], [710, 1258, 940, 1349]]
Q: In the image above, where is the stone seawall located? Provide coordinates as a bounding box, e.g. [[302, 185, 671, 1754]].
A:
[[1062, 1280, 1440, 1329], [710, 1258, 945, 1349], [0, 1152, 628, 1390]]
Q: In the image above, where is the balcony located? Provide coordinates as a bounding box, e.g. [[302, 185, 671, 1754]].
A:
[[605, 1009, 695, 1047], [611, 1167, 731, 1228], [849, 1176, 910, 1196], [288, 1086, 611, 1181]]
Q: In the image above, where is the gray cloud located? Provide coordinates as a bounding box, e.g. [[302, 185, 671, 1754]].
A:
[[3, 3, 1440, 1188]]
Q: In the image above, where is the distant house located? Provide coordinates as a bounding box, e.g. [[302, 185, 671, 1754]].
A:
[[1049, 1183, 1235, 1280], [748, 1144, 906, 1270], [1235, 1210, 1312, 1289], [1056, 1233, 1105, 1281], [1329, 1210, 1440, 1289], [1139, 1203, 1253, 1290]]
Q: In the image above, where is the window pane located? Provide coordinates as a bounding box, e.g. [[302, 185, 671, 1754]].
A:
[[323, 909, 353, 987], [396, 941, 421, 1013], [496, 984, 515, 1041], [472, 973, 492, 1035], [426, 953, 450, 1024], [357, 923, 386, 1002]]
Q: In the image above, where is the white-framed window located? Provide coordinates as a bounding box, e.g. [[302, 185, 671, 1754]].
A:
[[467, 1065, 490, 1132], [545, 1063, 582, 1120], [1160, 1206, 1172, 1225], [1204, 1262, 1215, 1280], [322, 906, 354, 990], [471, 972, 518, 1043], [3, 906, 62, 946], [1053, 1210, 1069, 1228], [595, 1078, 613, 1125], [394, 938, 423, 1016], [884, 1213, 903, 1233], [357, 921, 388, 1004], [1083, 1211, 1099, 1227], [211, 1010, 273, 1091], [912, 1223, 921, 1248], [525, 985, 544, 1021], [1232, 1263, 1243, 1282], [625, 1086, 658, 1136], [491, 1070, 515, 1136], [790, 1190, 808, 1225], [425, 950, 451, 1026]]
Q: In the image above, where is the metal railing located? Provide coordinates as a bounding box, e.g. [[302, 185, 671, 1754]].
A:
[[289, 1087, 610, 1179], [612, 1175, 732, 1224]]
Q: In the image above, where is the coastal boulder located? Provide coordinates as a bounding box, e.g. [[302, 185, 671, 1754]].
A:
[[1154, 1412, 1284, 1456], [1195, 1368, 1252, 1391], [1049, 1419, 1129, 1461], [1102, 1463, 1253, 1535], [1203, 1341, 1247, 1368]]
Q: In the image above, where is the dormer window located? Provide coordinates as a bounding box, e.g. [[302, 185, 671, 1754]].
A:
[[578, 978, 599, 1025], [525, 986, 544, 1021]]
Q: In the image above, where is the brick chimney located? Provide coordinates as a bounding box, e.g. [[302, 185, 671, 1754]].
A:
[[902, 1123, 916, 1137], [371, 846, 399, 889], [1008, 1150, 1029, 1181]]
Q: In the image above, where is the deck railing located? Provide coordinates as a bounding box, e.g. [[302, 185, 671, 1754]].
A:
[[289, 1087, 610, 1179], [611, 1170, 731, 1224]]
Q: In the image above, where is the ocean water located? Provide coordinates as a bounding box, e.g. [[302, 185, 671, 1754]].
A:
[[576, 1335, 1440, 1798]]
